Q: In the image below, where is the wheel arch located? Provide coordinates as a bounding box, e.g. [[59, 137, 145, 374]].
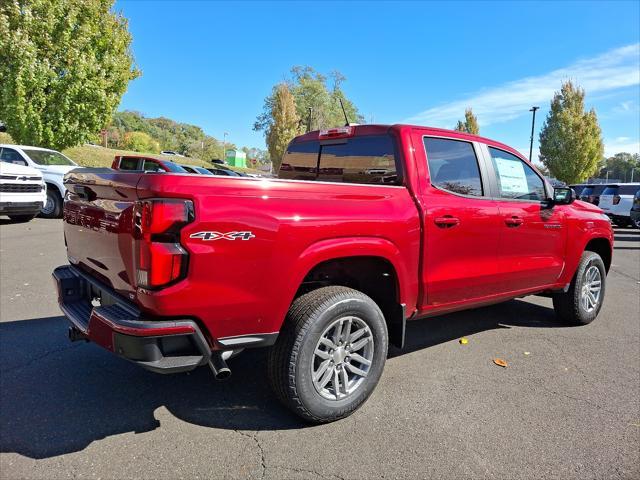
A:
[[278, 237, 413, 348], [584, 237, 612, 273], [44, 181, 63, 197]]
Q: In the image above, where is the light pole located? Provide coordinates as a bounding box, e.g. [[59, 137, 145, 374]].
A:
[[606, 170, 610, 181], [529, 106, 540, 162], [631, 167, 637, 182], [223, 132, 228, 163]]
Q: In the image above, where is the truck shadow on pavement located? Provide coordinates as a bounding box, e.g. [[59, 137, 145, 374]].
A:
[[0, 299, 569, 459]]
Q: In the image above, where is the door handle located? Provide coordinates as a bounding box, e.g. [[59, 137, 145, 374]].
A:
[[434, 216, 460, 228], [505, 216, 524, 227]]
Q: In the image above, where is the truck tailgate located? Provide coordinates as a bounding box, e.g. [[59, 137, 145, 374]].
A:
[[63, 169, 143, 299]]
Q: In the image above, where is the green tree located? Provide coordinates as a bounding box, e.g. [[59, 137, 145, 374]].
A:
[[454, 108, 480, 134], [538, 81, 603, 184], [255, 66, 363, 136], [265, 84, 300, 171], [598, 152, 640, 182], [122, 131, 159, 153], [0, 0, 139, 150]]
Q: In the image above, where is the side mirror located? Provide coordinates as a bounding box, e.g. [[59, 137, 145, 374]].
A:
[[553, 187, 575, 205], [542, 187, 575, 209]]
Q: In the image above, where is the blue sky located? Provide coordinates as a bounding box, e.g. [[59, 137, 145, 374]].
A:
[[116, 1, 640, 161]]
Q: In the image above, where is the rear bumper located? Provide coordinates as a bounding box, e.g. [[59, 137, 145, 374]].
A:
[[52, 265, 212, 373], [0, 201, 44, 215]]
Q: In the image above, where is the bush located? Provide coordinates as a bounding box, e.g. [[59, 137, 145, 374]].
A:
[[121, 131, 159, 154]]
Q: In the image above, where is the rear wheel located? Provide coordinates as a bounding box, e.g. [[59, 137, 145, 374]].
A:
[[8, 214, 37, 223], [553, 251, 606, 325], [267, 286, 388, 423], [40, 188, 62, 218]]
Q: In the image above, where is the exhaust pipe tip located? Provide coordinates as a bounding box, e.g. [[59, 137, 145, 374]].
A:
[[208, 352, 232, 380], [68, 326, 87, 343], [214, 368, 232, 380]]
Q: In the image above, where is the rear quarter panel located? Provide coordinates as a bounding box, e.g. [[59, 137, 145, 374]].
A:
[[135, 175, 421, 340]]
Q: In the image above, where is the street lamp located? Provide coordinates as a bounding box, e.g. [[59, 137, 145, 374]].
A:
[[223, 132, 228, 163], [529, 106, 540, 162]]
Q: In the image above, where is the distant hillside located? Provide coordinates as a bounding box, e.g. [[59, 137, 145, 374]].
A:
[[62, 144, 261, 174], [104, 111, 234, 161]]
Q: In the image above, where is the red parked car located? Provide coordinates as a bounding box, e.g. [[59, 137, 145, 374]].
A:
[[111, 155, 188, 173], [55, 125, 613, 423]]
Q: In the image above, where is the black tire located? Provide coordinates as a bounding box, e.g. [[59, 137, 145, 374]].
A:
[[8, 214, 37, 223], [553, 251, 606, 325], [267, 286, 388, 423], [40, 188, 62, 218]]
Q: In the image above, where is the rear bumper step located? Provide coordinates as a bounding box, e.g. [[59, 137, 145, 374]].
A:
[[52, 265, 213, 374]]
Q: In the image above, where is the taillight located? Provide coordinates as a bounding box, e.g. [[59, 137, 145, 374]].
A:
[[134, 199, 194, 289], [613, 195, 621, 205]]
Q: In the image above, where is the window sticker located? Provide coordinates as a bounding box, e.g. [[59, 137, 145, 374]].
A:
[[494, 156, 528, 194]]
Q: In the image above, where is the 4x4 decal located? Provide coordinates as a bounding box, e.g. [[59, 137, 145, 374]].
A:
[[190, 231, 255, 241]]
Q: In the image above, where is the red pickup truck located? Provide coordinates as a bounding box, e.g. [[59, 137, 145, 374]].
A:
[[54, 124, 613, 423]]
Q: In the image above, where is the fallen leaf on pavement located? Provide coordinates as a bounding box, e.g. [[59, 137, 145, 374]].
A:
[[493, 358, 508, 367], [459, 337, 468, 345]]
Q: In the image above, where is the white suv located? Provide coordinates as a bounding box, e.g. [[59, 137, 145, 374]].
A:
[[0, 161, 47, 222], [599, 183, 640, 227], [0, 145, 79, 218]]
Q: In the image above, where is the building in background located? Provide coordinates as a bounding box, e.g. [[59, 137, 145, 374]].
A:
[[225, 150, 246, 168]]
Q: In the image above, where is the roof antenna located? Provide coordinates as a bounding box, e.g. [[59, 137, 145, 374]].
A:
[[339, 98, 350, 126]]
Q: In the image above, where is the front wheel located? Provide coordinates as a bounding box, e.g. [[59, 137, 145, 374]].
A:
[[267, 286, 388, 423], [553, 251, 606, 325]]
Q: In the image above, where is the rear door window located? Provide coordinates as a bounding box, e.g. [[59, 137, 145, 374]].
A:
[[488, 147, 546, 201], [423, 137, 483, 196]]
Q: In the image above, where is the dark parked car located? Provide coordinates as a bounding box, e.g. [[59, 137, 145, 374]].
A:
[[579, 184, 608, 206], [206, 167, 242, 176]]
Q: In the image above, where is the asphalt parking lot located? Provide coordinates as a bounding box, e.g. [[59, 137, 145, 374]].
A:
[[0, 218, 638, 480]]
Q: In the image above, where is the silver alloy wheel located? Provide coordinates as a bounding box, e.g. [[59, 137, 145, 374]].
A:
[[580, 265, 602, 313], [311, 316, 374, 401], [41, 193, 55, 216]]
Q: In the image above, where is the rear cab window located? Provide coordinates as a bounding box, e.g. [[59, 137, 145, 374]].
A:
[[279, 134, 400, 185], [601, 186, 619, 196], [118, 157, 141, 170]]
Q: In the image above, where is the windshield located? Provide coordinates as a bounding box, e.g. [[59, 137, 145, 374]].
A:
[[164, 161, 187, 173], [23, 149, 76, 166]]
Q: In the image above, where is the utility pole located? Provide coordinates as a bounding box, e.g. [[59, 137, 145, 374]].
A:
[[528, 106, 540, 162], [631, 167, 636, 182]]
